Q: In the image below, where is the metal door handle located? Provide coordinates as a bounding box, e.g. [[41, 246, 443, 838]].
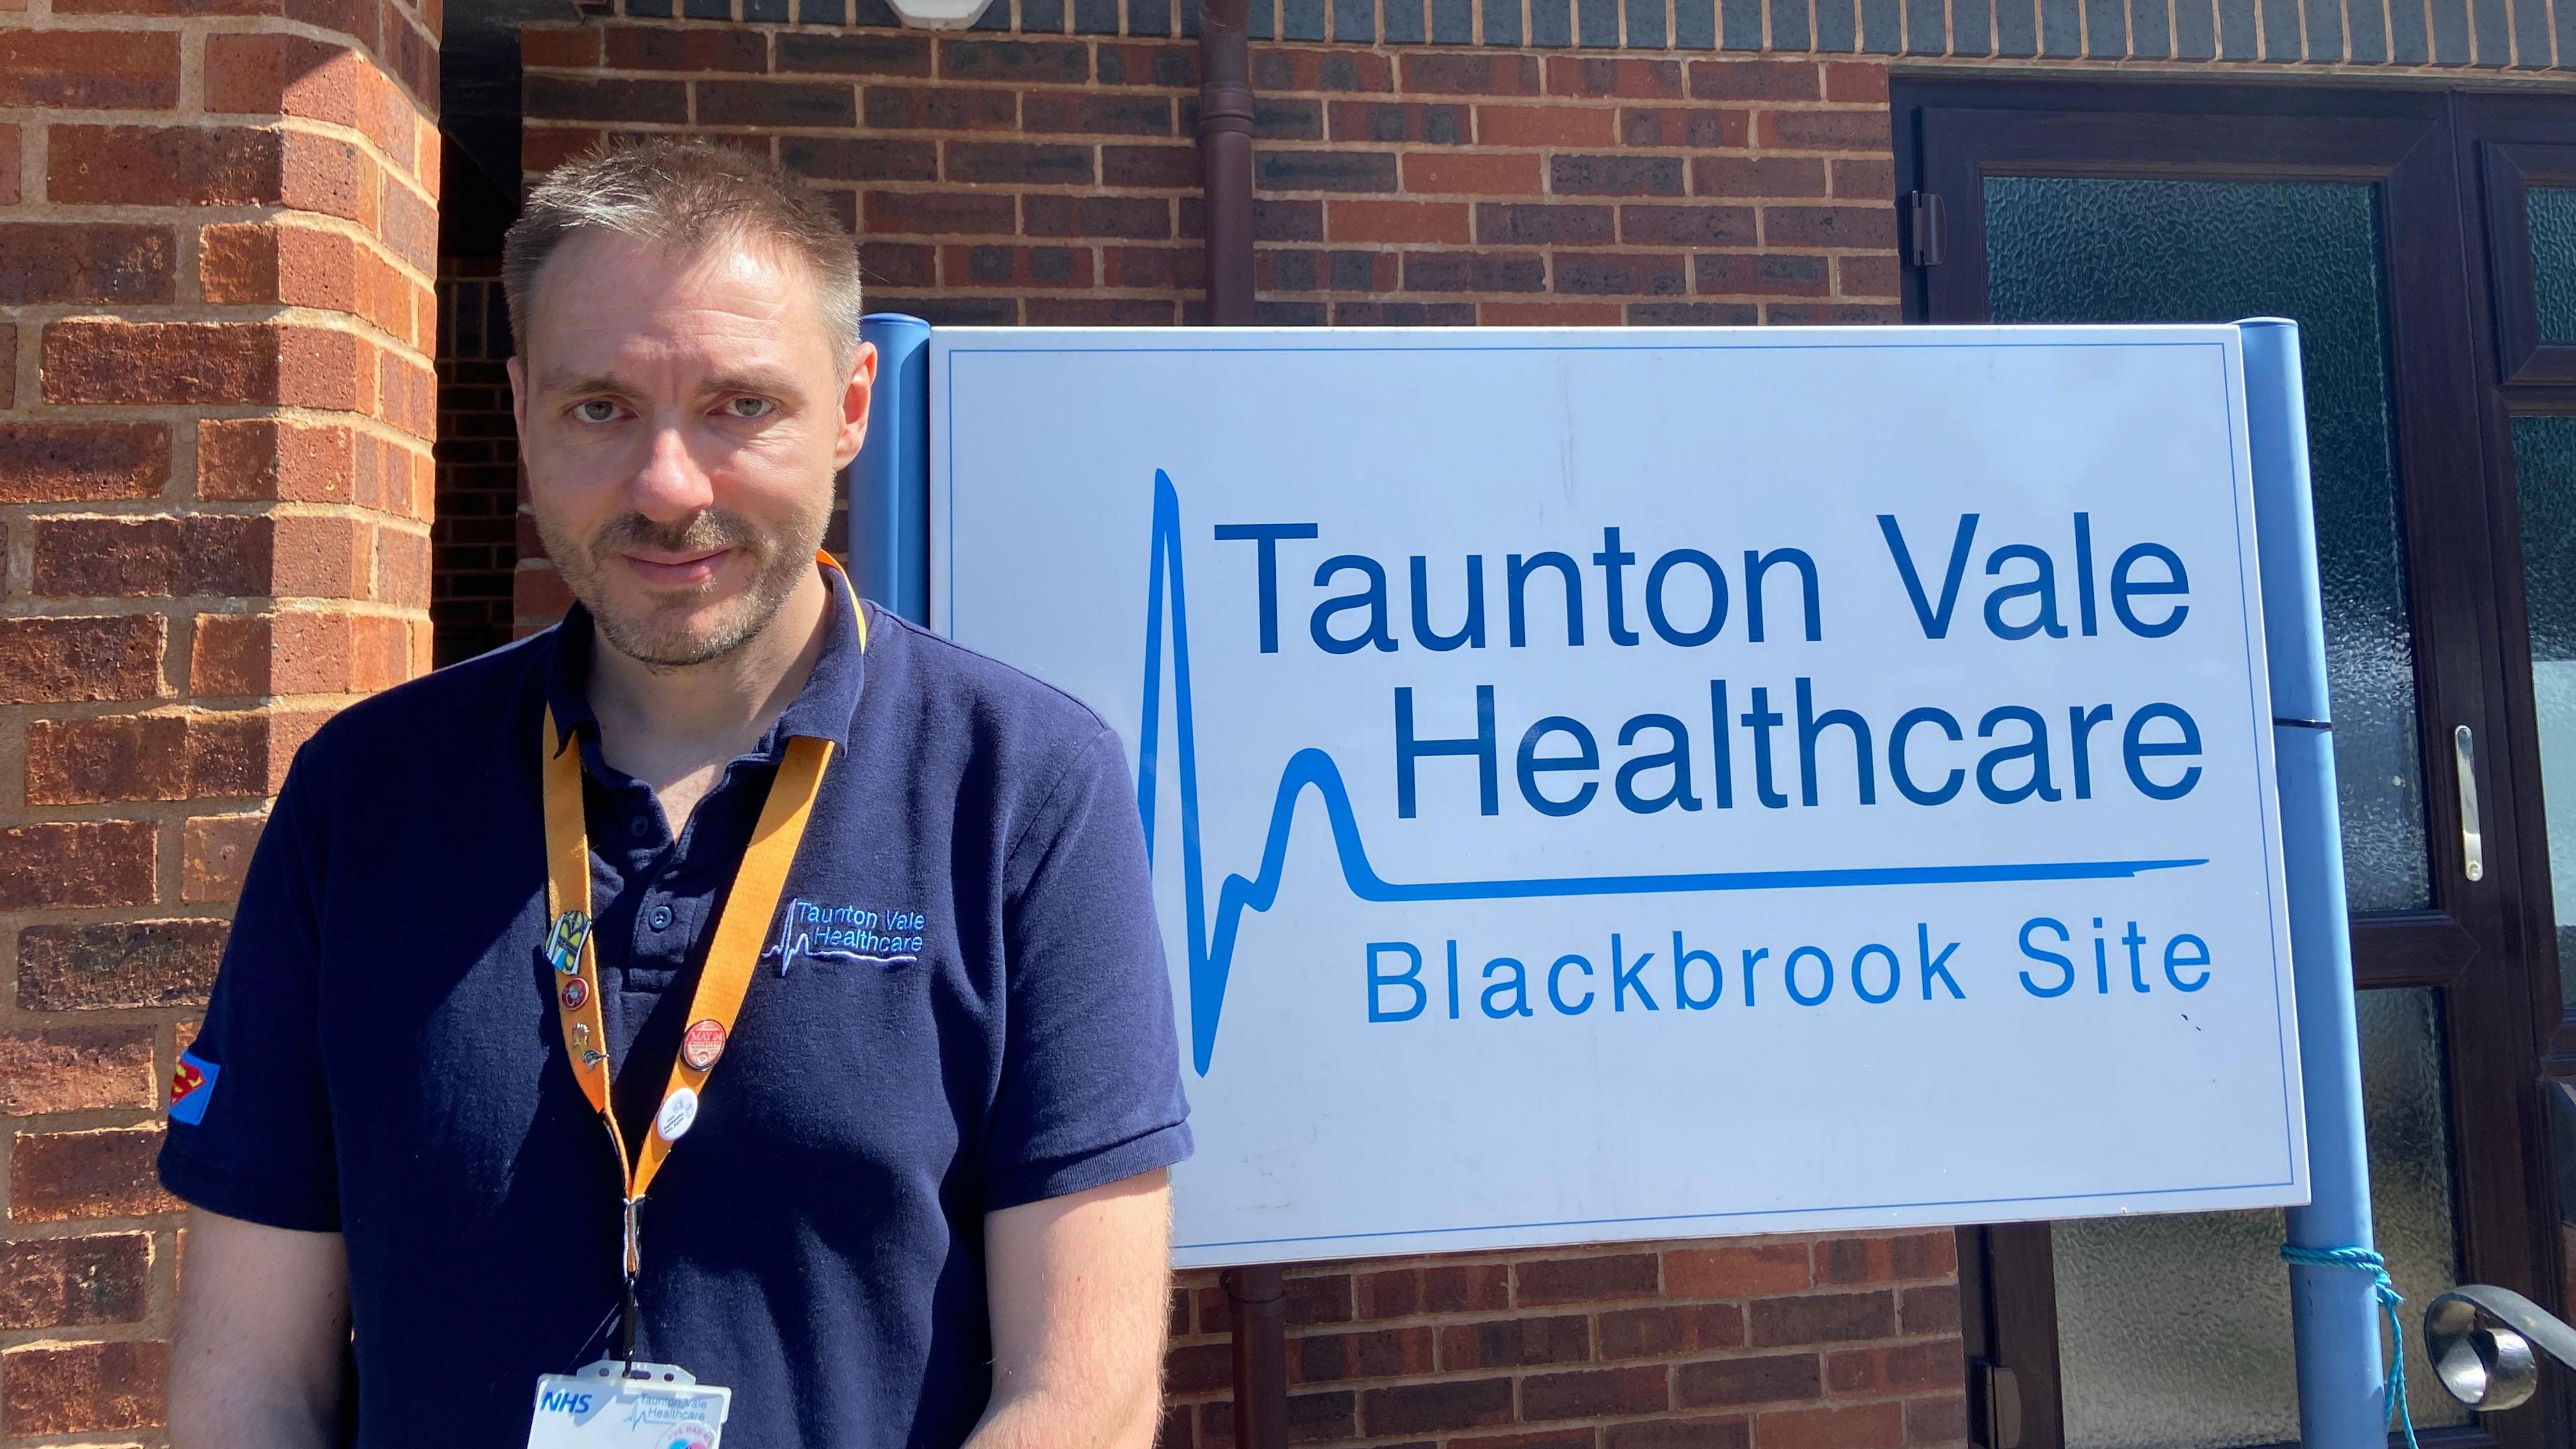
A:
[[2424, 1283, 2566, 1410], [2455, 724, 2483, 883]]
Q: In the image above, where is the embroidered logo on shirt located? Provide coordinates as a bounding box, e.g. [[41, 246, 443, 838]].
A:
[[168, 1049, 221, 1126], [763, 898, 924, 975]]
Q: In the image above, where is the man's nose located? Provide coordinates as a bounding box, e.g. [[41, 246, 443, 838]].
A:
[[629, 421, 716, 521]]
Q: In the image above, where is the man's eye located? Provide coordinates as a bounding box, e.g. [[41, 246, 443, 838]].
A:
[[575, 399, 621, 423], [724, 396, 775, 419]]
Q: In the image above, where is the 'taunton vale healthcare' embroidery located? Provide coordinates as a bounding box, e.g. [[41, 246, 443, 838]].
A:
[[763, 898, 924, 974]]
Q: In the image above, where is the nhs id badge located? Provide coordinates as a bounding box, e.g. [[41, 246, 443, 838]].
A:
[[527, 1360, 731, 1449]]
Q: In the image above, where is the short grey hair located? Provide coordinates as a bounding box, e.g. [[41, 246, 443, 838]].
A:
[[502, 138, 865, 363]]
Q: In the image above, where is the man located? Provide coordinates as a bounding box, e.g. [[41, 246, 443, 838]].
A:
[[158, 139, 1191, 1448]]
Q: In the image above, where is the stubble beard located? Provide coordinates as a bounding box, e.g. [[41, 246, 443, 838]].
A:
[[540, 499, 830, 669]]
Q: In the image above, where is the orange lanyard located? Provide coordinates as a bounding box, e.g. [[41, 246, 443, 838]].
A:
[[538, 557, 863, 1358]]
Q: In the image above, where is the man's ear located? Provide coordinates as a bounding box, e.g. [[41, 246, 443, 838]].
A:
[[834, 340, 879, 472]]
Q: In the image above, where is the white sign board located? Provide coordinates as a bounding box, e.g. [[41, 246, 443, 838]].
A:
[[932, 326, 2306, 1268]]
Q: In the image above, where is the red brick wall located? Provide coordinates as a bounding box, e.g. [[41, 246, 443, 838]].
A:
[[432, 257, 521, 663], [1163, 1236, 1964, 1448], [506, 32, 1899, 629], [0, 0, 437, 1435], [513, 30, 1899, 329]]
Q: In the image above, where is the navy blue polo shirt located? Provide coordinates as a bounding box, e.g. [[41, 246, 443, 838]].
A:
[[158, 563, 1192, 1448]]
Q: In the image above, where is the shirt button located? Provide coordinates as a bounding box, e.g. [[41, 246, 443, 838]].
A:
[[627, 816, 651, 839], [649, 905, 674, 931]]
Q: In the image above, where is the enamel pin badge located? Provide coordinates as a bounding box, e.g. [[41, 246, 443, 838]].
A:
[[546, 911, 592, 975], [680, 1020, 726, 1072]]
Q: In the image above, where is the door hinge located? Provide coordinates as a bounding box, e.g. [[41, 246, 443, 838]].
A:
[[1969, 1358, 2023, 1449], [1903, 190, 1947, 268]]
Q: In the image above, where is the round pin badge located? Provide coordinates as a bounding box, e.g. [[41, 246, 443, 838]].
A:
[[559, 977, 590, 1011], [680, 1018, 727, 1072], [655, 1086, 700, 1142]]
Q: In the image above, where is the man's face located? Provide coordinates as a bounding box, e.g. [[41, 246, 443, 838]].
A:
[[510, 230, 875, 668]]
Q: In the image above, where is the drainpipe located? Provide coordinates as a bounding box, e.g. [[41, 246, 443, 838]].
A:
[[1195, 0, 1255, 323], [1224, 1263, 1288, 1449], [1197, 13, 1275, 1440]]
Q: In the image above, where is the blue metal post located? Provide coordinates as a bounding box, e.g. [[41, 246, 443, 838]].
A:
[[853, 313, 932, 624], [2243, 318, 2386, 1448]]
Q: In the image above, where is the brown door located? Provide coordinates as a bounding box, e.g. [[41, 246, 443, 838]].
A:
[[1894, 78, 2571, 1449]]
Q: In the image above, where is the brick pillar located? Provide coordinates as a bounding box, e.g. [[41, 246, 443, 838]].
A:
[[0, 0, 437, 1436]]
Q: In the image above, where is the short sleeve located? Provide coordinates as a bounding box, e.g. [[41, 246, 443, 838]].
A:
[[156, 761, 341, 1232], [984, 726, 1193, 1211]]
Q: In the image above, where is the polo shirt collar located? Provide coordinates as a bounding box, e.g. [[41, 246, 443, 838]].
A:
[[543, 560, 867, 757]]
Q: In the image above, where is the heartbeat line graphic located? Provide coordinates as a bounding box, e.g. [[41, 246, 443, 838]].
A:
[[1132, 470, 2207, 1076]]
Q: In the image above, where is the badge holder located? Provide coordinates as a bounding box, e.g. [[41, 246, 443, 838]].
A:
[[527, 1359, 731, 1449]]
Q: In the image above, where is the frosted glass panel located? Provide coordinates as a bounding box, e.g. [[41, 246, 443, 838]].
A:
[[1990, 175, 2459, 1449], [1986, 176, 2430, 912], [2528, 187, 2576, 341], [2510, 417, 2576, 1010], [2053, 989, 2467, 1447]]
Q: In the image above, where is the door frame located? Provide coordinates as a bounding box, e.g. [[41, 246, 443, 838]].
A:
[[1893, 74, 2567, 1449], [2453, 92, 2576, 1075]]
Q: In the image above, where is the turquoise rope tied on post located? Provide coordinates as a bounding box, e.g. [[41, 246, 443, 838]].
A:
[[2280, 1244, 2418, 1449]]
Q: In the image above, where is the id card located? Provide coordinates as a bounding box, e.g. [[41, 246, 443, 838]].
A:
[[527, 1360, 731, 1449]]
